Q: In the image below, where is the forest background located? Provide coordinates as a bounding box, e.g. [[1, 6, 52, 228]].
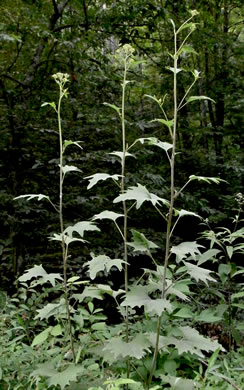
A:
[[0, 0, 243, 288]]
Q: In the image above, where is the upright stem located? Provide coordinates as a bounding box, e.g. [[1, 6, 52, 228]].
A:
[[121, 58, 129, 378], [148, 25, 178, 388], [57, 84, 75, 363]]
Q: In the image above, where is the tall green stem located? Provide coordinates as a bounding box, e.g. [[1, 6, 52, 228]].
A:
[[56, 77, 75, 363], [121, 55, 130, 380], [148, 21, 179, 388]]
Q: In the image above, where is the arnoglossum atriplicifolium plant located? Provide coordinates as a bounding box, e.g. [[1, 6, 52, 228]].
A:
[[11, 11, 243, 390], [82, 10, 236, 390]]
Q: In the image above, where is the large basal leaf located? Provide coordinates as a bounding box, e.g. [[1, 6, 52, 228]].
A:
[[84, 254, 126, 280], [35, 298, 68, 320], [32, 362, 84, 390], [114, 183, 170, 209], [103, 333, 151, 362], [128, 229, 159, 252], [84, 173, 122, 189], [19, 264, 63, 287], [170, 241, 204, 262], [167, 326, 223, 357], [92, 210, 124, 222], [184, 262, 216, 285], [121, 285, 172, 316]]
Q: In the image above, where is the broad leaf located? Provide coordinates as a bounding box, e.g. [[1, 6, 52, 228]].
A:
[[84, 173, 122, 189], [184, 262, 216, 285], [121, 285, 172, 315], [171, 241, 204, 262], [109, 151, 135, 160], [103, 333, 151, 361], [197, 249, 221, 266], [166, 326, 223, 357], [174, 209, 201, 219], [196, 309, 222, 323], [19, 265, 63, 287], [32, 362, 84, 390], [49, 233, 87, 246], [35, 298, 68, 320], [62, 165, 82, 176], [50, 323, 62, 336], [84, 254, 125, 280], [137, 137, 173, 152], [114, 183, 170, 209], [173, 307, 194, 319], [64, 221, 100, 238], [92, 210, 124, 222], [31, 327, 52, 347], [128, 229, 159, 252]]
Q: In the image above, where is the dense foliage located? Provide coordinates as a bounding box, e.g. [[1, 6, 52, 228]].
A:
[[0, 1, 243, 389]]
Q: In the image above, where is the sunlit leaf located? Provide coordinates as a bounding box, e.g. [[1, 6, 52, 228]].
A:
[[114, 183, 170, 209], [31, 327, 52, 347], [84, 173, 122, 189], [62, 165, 82, 176], [109, 151, 135, 160], [171, 241, 204, 262], [184, 261, 216, 285], [137, 137, 173, 152], [197, 249, 221, 266], [103, 333, 151, 361], [84, 254, 126, 280], [121, 285, 172, 315], [32, 363, 84, 390], [64, 221, 100, 238], [35, 298, 68, 320], [19, 265, 63, 287], [92, 210, 124, 222], [189, 175, 225, 185], [14, 194, 50, 202], [174, 209, 201, 219]]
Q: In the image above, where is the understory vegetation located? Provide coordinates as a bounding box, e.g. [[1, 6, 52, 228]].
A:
[[0, 2, 244, 390]]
